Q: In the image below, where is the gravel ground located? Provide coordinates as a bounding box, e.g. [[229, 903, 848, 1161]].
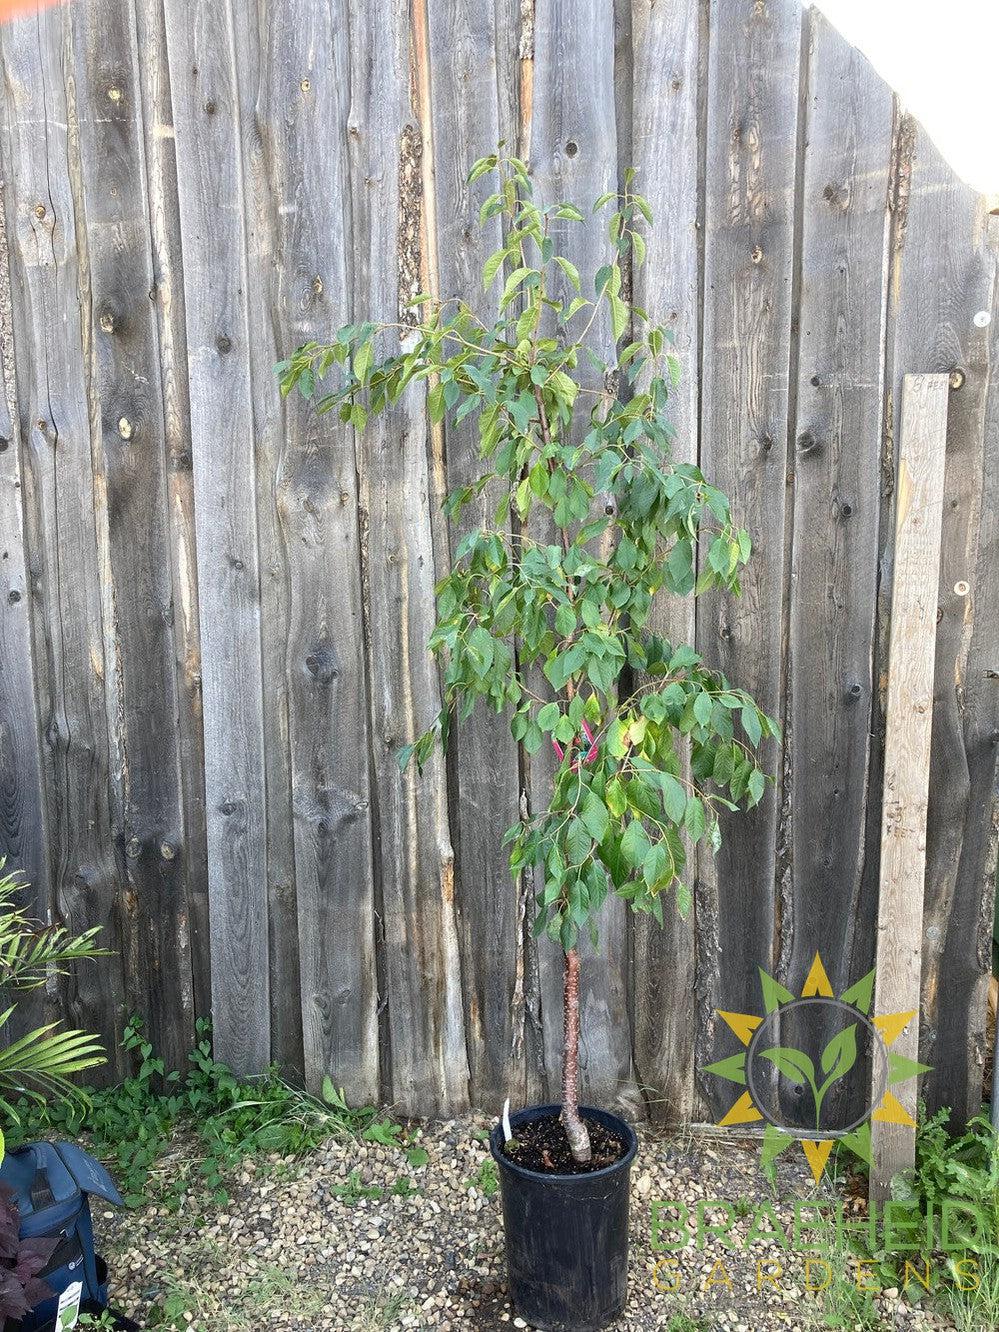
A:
[[97, 1119, 955, 1332]]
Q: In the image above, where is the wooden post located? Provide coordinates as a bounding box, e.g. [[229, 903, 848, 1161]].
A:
[[870, 373, 949, 1199]]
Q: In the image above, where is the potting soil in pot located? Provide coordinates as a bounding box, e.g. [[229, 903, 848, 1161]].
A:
[[503, 1113, 626, 1174]]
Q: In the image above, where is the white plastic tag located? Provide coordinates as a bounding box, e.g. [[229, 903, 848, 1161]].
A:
[[55, 1281, 83, 1331]]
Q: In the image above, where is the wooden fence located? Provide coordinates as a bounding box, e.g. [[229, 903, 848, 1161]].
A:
[[0, 0, 996, 1124]]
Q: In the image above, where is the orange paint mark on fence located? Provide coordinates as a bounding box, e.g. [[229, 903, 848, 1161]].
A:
[[0, 0, 64, 24]]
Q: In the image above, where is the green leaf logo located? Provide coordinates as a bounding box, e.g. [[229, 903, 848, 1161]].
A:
[[758, 1046, 816, 1090]]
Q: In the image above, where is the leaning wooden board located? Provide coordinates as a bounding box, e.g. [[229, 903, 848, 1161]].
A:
[[871, 372, 949, 1198]]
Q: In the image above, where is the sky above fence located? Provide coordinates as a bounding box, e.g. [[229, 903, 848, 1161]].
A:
[[814, 0, 999, 191]]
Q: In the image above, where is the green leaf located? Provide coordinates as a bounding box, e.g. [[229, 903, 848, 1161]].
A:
[[621, 818, 651, 869], [609, 292, 629, 343], [537, 702, 560, 731], [742, 705, 763, 747], [554, 603, 576, 637], [676, 880, 693, 919], [500, 266, 533, 308], [565, 819, 592, 867], [819, 1024, 858, 1085], [643, 841, 668, 891], [605, 778, 627, 817], [684, 795, 706, 843], [661, 775, 686, 825], [580, 792, 610, 843], [554, 203, 585, 221], [554, 255, 581, 292], [758, 1047, 816, 1090], [747, 769, 765, 808], [353, 340, 372, 384], [483, 248, 506, 289]]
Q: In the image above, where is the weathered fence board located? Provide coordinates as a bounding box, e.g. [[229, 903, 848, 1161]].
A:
[[887, 127, 999, 1123], [133, 0, 210, 1028], [695, 0, 802, 1117], [630, 0, 701, 1125], [161, 0, 271, 1074], [425, 0, 528, 1110], [782, 12, 892, 1125], [72, 0, 195, 1070], [1, 6, 129, 1077], [531, 0, 636, 1116], [350, 0, 467, 1115], [871, 372, 949, 1196], [0, 0, 996, 1126]]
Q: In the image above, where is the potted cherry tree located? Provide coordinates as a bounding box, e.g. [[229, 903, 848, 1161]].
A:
[[280, 152, 776, 1332]]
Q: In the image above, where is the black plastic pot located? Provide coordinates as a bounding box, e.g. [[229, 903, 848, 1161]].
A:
[[490, 1103, 638, 1331]]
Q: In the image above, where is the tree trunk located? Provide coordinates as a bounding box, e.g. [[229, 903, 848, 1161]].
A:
[[560, 947, 592, 1162]]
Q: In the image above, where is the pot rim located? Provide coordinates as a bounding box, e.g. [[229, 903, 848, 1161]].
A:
[[489, 1102, 638, 1183]]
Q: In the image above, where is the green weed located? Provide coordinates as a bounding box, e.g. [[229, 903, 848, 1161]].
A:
[[465, 1158, 498, 1197], [8, 1017, 406, 1211]]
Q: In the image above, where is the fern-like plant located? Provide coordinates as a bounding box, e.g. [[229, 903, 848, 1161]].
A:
[[0, 862, 106, 1139], [279, 152, 777, 1162]]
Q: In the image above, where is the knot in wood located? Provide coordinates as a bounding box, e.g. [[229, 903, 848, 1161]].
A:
[[0, 438, 8, 452], [216, 333, 232, 354], [751, 245, 763, 265], [107, 86, 122, 103], [305, 642, 339, 683], [300, 78, 311, 92], [160, 842, 176, 861], [118, 417, 133, 440], [99, 310, 115, 334], [126, 837, 142, 859], [34, 202, 46, 219], [8, 590, 21, 604], [948, 367, 966, 390]]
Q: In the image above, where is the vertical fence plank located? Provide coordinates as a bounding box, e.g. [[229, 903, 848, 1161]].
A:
[[162, 0, 270, 1073], [348, 0, 469, 1114], [134, 0, 210, 1026], [71, 0, 195, 1068], [0, 266, 48, 904], [696, 0, 801, 1116], [782, 13, 892, 1124], [424, 0, 529, 1109], [531, 0, 638, 1114], [232, 6, 307, 1079], [629, 0, 701, 1125], [0, 7, 129, 1076], [887, 125, 998, 1123], [229, 2, 306, 1081], [242, 0, 381, 1100], [871, 372, 949, 1197]]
